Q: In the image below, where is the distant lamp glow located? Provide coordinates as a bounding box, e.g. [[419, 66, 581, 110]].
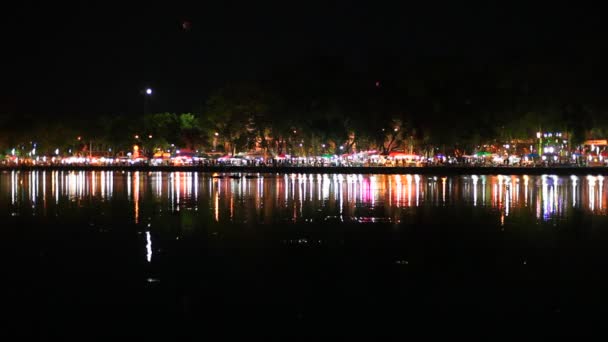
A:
[[340, 146, 344, 150], [145, 88, 152, 95], [214, 132, 219, 137], [148, 135, 153, 139], [536, 132, 541, 139], [55, 148, 59, 155]]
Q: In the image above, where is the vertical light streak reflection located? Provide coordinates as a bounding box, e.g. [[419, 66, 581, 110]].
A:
[[11, 171, 16, 205], [134, 171, 140, 224], [541, 175, 549, 220], [155, 172, 162, 199], [175, 172, 180, 210], [370, 175, 376, 207], [127, 172, 132, 199], [571, 175, 578, 207], [505, 186, 510, 217], [51, 171, 56, 204], [481, 176, 486, 205], [55, 171, 60, 204], [284, 175, 289, 205], [194, 172, 198, 202], [299, 175, 304, 217], [109, 171, 114, 198], [91, 171, 96, 197], [169, 173, 174, 211], [415, 175, 420, 207], [407, 175, 412, 207], [31, 171, 36, 207], [472, 175, 478, 206], [100, 171, 105, 199], [230, 195, 234, 221], [78, 171, 85, 199], [42, 171, 46, 212], [145, 231, 152, 263], [395, 175, 401, 207], [524, 175, 529, 207], [599, 175, 604, 210], [441, 177, 447, 205], [338, 175, 344, 221], [214, 185, 219, 222], [588, 175, 596, 212]]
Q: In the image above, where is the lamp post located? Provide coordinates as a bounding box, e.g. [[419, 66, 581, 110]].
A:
[[536, 132, 542, 154], [143, 88, 152, 116]]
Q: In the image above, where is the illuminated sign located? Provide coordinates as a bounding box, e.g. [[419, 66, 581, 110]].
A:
[[584, 140, 608, 146]]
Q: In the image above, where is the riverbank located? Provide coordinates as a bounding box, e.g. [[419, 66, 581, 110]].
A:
[[2, 164, 607, 175]]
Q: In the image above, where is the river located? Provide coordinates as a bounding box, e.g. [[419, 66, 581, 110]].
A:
[[2, 171, 608, 337]]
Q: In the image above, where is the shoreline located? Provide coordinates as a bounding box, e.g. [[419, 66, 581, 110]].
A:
[[1, 165, 607, 175]]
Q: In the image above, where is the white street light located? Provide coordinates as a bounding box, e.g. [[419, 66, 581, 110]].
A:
[[146, 88, 152, 95]]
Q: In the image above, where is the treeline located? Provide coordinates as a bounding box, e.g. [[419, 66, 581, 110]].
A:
[[2, 58, 608, 156]]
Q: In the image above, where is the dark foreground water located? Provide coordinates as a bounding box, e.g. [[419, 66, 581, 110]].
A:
[[3, 171, 608, 338]]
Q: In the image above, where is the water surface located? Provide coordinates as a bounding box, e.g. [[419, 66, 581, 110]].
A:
[[3, 171, 608, 337]]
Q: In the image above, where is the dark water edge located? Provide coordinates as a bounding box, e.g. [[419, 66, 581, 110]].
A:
[[3, 164, 608, 175], [4, 213, 608, 338]]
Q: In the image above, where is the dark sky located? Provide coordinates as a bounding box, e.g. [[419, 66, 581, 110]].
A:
[[2, 2, 607, 117]]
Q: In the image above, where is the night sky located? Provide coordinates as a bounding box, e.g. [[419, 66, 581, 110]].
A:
[[2, 3, 606, 118]]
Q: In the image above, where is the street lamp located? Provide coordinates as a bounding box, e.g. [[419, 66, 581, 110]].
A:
[[143, 87, 153, 116]]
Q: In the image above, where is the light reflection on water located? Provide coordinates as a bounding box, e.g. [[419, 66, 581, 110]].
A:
[[1, 171, 607, 224]]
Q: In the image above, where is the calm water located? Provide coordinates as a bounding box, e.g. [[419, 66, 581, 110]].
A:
[[3, 171, 608, 337]]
